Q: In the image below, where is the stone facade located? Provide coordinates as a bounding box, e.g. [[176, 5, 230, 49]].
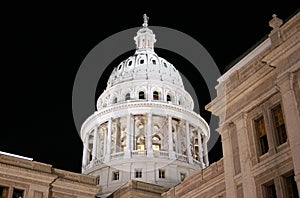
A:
[[0, 152, 100, 198], [109, 180, 168, 198], [161, 159, 225, 198], [162, 11, 300, 198], [205, 12, 300, 198]]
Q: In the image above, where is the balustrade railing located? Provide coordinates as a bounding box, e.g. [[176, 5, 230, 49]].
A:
[[111, 152, 125, 160], [175, 153, 188, 162], [131, 150, 147, 156]]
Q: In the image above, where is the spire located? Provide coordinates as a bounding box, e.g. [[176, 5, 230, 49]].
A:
[[134, 14, 156, 53]]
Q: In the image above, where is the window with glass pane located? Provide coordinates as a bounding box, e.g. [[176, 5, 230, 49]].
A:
[[113, 171, 119, 180], [113, 97, 117, 103], [13, 188, 24, 198], [159, 169, 165, 178], [255, 116, 269, 155], [180, 173, 186, 181], [272, 104, 287, 145], [139, 91, 145, 99], [125, 93, 130, 101], [135, 170, 142, 178], [153, 91, 159, 100], [284, 173, 299, 198], [167, 94, 171, 102], [263, 181, 277, 198]]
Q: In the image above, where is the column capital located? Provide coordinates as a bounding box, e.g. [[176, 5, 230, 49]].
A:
[[276, 72, 294, 94]]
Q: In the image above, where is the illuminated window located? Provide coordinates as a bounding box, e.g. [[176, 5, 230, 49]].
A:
[[137, 144, 144, 150], [152, 60, 156, 64], [121, 136, 126, 151], [113, 171, 119, 181], [136, 136, 145, 150], [135, 169, 142, 178], [152, 136, 160, 141], [152, 135, 161, 151], [180, 173, 186, 181], [255, 116, 269, 155], [153, 124, 159, 130], [152, 144, 160, 151], [159, 169, 165, 179], [272, 104, 287, 145], [137, 122, 144, 129], [140, 59, 144, 64]]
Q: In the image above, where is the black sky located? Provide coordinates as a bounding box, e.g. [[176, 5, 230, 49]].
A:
[[1, 2, 299, 173]]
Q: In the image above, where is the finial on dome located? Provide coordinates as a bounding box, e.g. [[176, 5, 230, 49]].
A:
[[134, 14, 156, 53], [143, 14, 149, 27]]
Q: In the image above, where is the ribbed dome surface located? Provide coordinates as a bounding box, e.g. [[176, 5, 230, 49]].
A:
[[106, 52, 184, 88]]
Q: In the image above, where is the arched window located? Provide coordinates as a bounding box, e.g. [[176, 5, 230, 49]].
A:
[[139, 91, 145, 99], [167, 94, 171, 102], [113, 97, 117, 103], [136, 135, 145, 150], [121, 136, 126, 151], [125, 93, 130, 101], [152, 135, 161, 151], [128, 60, 132, 66], [153, 91, 159, 100]]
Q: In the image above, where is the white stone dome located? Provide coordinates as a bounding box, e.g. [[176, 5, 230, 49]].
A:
[[107, 52, 184, 88], [81, 14, 210, 196], [107, 20, 183, 89]]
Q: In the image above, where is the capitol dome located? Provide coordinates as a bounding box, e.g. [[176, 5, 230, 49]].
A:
[[81, 14, 210, 195]]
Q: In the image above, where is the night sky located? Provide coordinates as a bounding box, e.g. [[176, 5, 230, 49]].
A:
[[1, 2, 299, 173]]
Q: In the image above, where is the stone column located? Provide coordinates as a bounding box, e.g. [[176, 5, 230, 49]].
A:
[[186, 121, 193, 164], [125, 114, 131, 158], [168, 115, 175, 159], [105, 118, 112, 162], [147, 113, 153, 157], [92, 126, 98, 161], [177, 128, 182, 154], [221, 124, 237, 198], [277, 72, 300, 192], [131, 116, 135, 150], [197, 128, 204, 166], [103, 126, 107, 157], [203, 136, 209, 167], [262, 102, 276, 155], [82, 135, 89, 167], [235, 113, 257, 198]]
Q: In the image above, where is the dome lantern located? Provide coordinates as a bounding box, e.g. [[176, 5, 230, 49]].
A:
[[134, 14, 156, 53]]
